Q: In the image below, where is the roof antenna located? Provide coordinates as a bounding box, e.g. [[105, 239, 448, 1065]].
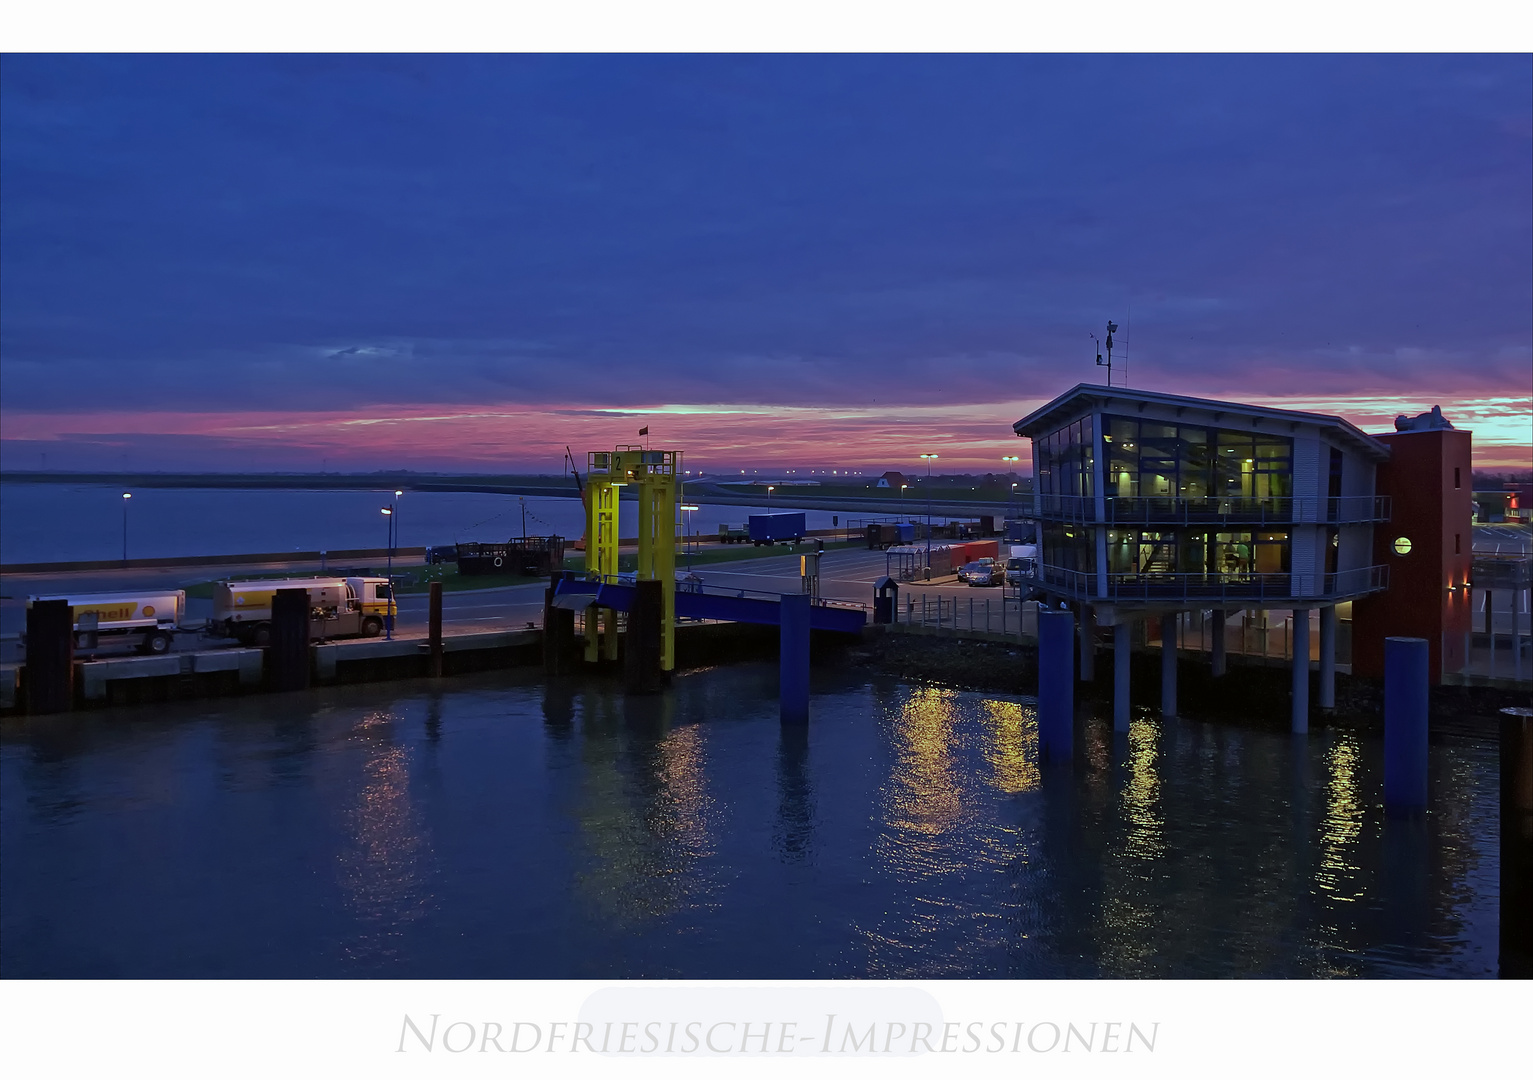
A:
[[1094, 320, 1120, 386]]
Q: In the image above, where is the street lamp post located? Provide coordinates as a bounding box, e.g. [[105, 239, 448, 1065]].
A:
[[681, 504, 699, 570], [920, 454, 938, 569], [121, 492, 132, 564], [767, 485, 775, 508], [1002, 455, 1020, 519], [381, 506, 395, 640]]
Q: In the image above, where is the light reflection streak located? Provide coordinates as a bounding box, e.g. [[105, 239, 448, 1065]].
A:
[[334, 709, 433, 966], [860, 689, 1041, 975], [1316, 734, 1365, 907], [1096, 719, 1167, 975], [572, 697, 720, 930]]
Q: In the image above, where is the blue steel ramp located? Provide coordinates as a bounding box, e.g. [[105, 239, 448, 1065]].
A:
[[552, 578, 865, 633]]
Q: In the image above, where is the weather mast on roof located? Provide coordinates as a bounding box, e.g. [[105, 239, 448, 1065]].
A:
[[1091, 318, 1127, 388]]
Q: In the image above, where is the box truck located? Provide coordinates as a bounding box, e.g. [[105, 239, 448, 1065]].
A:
[[208, 576, 396, 646], [25, 590, 189, 653]]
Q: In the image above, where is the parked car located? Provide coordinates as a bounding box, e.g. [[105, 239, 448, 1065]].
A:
[[966, 559, 1004, 587], [959, 557, 998, 584]]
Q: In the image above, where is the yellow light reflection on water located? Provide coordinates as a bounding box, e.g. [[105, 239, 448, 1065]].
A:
[[978, 699, 1040, 795], [1120, 719, 1165, 863], [1317, 733, 1365, 903], [572, 704, 719, 928]]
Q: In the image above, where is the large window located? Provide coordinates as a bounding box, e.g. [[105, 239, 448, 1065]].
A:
[[1035, 416, 1094, 498], [1103, 415, 1291, 502], [1102, 528, 1291, 581], [1041, 523, 1095, 575]]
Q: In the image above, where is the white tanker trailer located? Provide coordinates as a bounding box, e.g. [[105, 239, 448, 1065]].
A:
[[25, 590, 189, 654], [208, 576, 396, 646]]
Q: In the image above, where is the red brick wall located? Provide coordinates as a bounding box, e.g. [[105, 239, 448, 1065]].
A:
[[1352, 428, 1473, 683]]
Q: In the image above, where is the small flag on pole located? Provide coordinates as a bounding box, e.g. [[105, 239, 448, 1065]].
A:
[[638, 426, 649, 436]]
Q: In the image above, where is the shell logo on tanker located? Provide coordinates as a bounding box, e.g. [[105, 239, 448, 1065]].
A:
[[74, 604, 138, 621]]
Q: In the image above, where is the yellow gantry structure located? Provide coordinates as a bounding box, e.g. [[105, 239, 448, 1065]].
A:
[[584, 446, 682, 671]]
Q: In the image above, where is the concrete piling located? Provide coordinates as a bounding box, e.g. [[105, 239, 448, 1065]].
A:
[[1291, 609, 1310, 734], [269, 588, 311, 692], [779, 592, 811, 725], [1383, 636, 1429, 813], [428, 581, 444, 678], [1211, 609, 1227, 677], [23, 598, 74, 714], [1078, 606, 1095, 683], [1318, 605, 1336, 710], [1160, 613, 1178, 719], [1038, 608, 1074, 761], [1113, 620, 1132, 732]]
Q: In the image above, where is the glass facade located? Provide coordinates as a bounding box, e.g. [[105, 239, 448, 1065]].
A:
[[1034, 415, 1094, 497], [1102, 415, 1291, 501], [1034, 411, 1300, 596]]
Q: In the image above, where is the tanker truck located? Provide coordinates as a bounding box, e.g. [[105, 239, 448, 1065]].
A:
[[24, 590, 189, 654], [208, 576, 396, 646]]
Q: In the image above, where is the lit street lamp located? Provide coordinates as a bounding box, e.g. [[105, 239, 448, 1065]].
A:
[[121, 492, 132, 564], [1002, 455, 1020, 518], [767, 485, 775, 507], [681, 503, 700, 569]]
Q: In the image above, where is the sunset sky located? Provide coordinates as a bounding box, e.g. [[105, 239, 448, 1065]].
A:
[[2, 54, 1529, 474]]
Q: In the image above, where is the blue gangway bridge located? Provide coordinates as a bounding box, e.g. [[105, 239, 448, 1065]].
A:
[[550, 576, 867, 634]]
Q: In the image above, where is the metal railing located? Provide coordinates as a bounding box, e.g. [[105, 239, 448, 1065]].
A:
[[897, 591, 1034, 638], [1033, 563, 1389, 602], [1019, 493, 1390, 526]]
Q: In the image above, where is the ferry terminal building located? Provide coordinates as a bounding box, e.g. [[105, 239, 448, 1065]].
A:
[[1012, 384, 1476, 730]]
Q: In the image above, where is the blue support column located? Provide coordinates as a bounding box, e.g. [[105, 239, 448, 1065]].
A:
[[1160, 612, 1178, 719], [1318, 605, 1336, 709], [1038, 609, 1074, 760], [780, 592, 811, 725], [1384, 636, 1429, 813], [1114, 620, 1132, 732], [1291, 609, 1310, 734]]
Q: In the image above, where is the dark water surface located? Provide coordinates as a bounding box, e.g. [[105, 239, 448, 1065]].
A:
[[0, 666, 1499, 978]]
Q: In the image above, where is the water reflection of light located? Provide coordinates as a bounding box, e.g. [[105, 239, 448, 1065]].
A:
[[335, 710, 433, 966], [978, 700, 1040, 795], [573, 706, 719, 929], [1120, 720, 1165, 863], [1095, 718, 1167, 975], [1316, 733, 1364, 904], [862, 689, 1036, 975], [884, 687, 963, 843]]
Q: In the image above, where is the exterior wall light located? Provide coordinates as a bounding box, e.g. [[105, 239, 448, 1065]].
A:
[[1393, 536, 1412, 556]]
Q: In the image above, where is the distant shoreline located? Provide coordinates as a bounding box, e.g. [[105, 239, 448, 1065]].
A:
[[0, 471, 1019, 513]]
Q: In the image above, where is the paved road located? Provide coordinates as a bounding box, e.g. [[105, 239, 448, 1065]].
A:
[[0, 546, 1019, 661]]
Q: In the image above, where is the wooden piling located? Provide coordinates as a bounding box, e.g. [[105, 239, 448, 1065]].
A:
[[24, 599, 74, 714], [428, 581, 444, 677], [624, 579, 664, 694], [268, 588, 311, 692]]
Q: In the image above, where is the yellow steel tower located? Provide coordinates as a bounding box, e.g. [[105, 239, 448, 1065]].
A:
[[585, 446, 681, 671]]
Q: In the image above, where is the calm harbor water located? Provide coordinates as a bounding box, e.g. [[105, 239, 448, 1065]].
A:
[[0, 484, 863, 564], [0, 667, 1499, 978]]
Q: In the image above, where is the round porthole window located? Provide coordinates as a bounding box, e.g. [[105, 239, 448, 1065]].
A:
[[1393, 536, 1412, 556]]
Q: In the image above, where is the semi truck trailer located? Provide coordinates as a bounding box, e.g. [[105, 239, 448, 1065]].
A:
[[748, 512, 806, 546], [209, 576, 396, 646], [24, 590, 189, 653]]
